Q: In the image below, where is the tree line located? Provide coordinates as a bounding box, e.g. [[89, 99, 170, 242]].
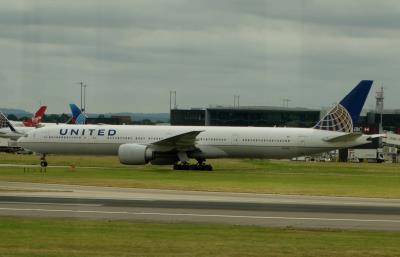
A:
[[7, 114, 163, 125]]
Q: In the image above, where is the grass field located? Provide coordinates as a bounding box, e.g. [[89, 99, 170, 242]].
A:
[[1, 153, 400, 198], [0, 216, 400, 257], [1, 155, 400, 257]]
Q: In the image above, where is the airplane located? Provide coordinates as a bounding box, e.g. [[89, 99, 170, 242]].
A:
[[0, 113, 36, 140], [0, 103, 86, 140], [16, 80, 381, 170], [11, 106, 47, 127]]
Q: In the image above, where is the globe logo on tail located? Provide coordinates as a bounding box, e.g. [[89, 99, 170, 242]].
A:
[[314, 104, 353, 133], [313, 80, 373, 133], [0, 113, 9, 129]]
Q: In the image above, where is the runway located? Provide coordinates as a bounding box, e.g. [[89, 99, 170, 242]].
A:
[[1, 181, 400, 231]]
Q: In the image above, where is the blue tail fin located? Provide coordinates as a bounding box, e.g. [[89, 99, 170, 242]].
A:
[[314, 80, 373, 133], [69, 104, 86, 125]]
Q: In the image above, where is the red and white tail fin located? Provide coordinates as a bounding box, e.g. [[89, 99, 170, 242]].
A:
[[23, 106, 47, 127]]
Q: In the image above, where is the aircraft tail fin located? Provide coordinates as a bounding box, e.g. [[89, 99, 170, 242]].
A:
[[0, 112, 17, 132], [34, 106, 47, 119], [69, 103, 86, 124], [23, 106, 47, 127], [314, 80, 373, 133]]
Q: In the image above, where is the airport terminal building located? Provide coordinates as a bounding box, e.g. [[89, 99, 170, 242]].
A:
[[171, 107, 321, 128], [360, 110, 400, 134], [171, 107, 400, 134]]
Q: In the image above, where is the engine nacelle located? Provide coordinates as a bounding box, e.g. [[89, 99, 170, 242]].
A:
[[118, 144, 153, 165], [150, 151, 180, 165]]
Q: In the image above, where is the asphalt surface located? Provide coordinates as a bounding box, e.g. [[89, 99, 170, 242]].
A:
[[1, 181, 400, 231]]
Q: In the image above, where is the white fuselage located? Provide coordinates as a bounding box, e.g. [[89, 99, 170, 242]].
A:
[[17, 125, 371, 159], [0, 126, 35, 140], [10, 121, 56, 128], [0, 123, 58, 140], [10, 121, 25, 127]]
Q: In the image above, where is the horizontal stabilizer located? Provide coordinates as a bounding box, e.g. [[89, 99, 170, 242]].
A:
[[323, 133, 363, 143], [366, 134, 387, 140]]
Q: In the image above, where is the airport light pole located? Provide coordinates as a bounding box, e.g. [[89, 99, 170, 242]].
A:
[[78, 82, 84, 111], [234, 95, 240, 108], [169, 91, 177, 110], [283, 99, 290, 108], [77, 82, 88, 114], [376, 86, 384, 134], [83, 84, 88, 113], [174, 91, 177, 109], [169, 91, 177, 123]]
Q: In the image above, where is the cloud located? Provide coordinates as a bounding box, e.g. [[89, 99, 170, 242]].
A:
[[0, 0, 399, 113]]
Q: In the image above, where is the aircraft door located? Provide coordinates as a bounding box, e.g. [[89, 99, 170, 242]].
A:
[[231, 134, 239, 145], [296, 134, 306, 156]]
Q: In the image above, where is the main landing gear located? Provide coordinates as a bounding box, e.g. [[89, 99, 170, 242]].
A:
[[40, 154, 48, 168], [173, 159, 213, 171]]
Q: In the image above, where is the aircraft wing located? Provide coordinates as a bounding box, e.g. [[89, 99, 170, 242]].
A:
[[323, 133, 363, 143], [151, 130, 203, 151]]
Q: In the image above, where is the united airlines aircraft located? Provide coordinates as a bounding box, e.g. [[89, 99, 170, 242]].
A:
[[16, 80, 379, 170]]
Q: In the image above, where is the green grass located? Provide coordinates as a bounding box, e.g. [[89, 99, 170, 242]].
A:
[[0, 216, 400, 257], [1, 153, 400, 198]]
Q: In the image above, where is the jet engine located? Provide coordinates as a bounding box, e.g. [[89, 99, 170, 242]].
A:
[[118, 144, 154, 165]]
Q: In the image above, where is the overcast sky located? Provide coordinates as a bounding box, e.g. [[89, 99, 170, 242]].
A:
[[0, 0, 399, 113]]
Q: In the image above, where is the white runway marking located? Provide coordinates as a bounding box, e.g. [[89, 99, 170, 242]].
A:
[[0, 207, 128, 215], [1, 207, 400, 224], [0, 201, 102, 207]]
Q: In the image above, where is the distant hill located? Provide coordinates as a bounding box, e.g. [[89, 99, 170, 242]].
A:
[[0, 108, 169, 122], [87, 113, 170, 122], [0, 108, 32, 118], [109, 113, 169, 122]]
